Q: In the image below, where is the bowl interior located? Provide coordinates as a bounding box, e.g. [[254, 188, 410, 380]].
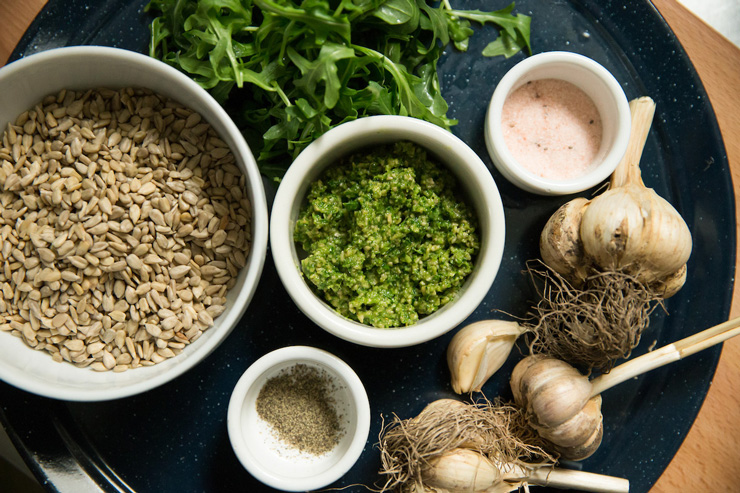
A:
[[501, 62, 622, 170], [486, 52, 630, 194], [0, 47, 267, 400], [228, 347, 369, 491], [272, 117, 506, 347]]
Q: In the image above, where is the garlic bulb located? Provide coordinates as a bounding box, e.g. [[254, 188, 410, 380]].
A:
[[539, 97, 692, 293], [539, 395, 602, 449], [422, 449, 502, 491], [510, 355, 592, 429], [649, 262, 687, 299], [554, 417, 603, 461], [510, 355, 602, 460], [420, 446, 624, 492], [447, 320, 528, 393], [540, 197, 590, 285]]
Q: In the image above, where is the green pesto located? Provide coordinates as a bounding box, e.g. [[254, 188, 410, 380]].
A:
[[294, 141, 480, 328]]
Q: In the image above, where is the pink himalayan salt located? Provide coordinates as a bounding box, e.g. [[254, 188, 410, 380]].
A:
[[501, 79, 603, 181]]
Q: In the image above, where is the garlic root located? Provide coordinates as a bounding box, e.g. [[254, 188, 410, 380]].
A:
[[447, 320, 527, 394]]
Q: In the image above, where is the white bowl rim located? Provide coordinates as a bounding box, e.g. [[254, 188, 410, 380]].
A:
[[270, 115, 506, 348], [227, 345, 370, 491], [485, 51, 631, 195], [0, 46, 269, 401]]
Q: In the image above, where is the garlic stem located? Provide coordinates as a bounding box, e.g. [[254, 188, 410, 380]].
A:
[[515, 467, 630, 493], [590, 315, 740, 397], [610, 97, 656, 188]]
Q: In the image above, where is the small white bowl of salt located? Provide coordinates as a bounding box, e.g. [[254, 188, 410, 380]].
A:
[[485, 51, 631, 195]]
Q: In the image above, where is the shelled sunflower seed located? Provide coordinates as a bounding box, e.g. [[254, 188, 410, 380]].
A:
[[0, 87, 252, 371]]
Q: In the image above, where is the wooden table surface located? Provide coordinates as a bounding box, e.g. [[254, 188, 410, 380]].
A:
[[2, 0, 739, 491]]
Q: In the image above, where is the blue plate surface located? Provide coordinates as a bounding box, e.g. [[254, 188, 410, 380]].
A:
[[0, 1, 735, 492]]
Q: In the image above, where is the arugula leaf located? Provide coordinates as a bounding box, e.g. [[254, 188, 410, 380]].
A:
[[288, 43, 356, 108], [147, 0, 533, 178], [254, 0, 352, 43], [446, 3, 532, 56], [372, 0, 420, 34]]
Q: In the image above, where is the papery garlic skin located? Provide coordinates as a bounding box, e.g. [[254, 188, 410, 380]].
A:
[[540, 197, 591, 285], [554, 419, 603, 461], [579, 185, 692, 284], [649, 263, 687, 299], [511, 355, 592, 428], [418, 398, 468, 417], [536, 395, 603, 449], [510, 355, 604, 461], [422, 449, 501, 491], [447, 320, 527, 394]]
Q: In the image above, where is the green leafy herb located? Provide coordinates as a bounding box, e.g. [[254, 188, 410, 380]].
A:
[[147, 0, 532, 179]]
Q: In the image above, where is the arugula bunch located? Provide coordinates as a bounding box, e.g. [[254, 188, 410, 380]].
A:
[[148, 0, 531, 178]]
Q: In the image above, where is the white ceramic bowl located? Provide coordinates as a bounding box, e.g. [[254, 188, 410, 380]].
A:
[[270, 115, 505, 348], [227, 346, 370, 492], [485, 51, 631, 195], [0, 46, 268, 401]]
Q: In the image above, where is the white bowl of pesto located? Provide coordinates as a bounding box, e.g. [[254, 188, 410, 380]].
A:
[[270, 115, 506, 348]]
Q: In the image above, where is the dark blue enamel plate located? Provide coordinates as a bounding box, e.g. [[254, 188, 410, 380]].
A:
[[0, 1, 734, 492]]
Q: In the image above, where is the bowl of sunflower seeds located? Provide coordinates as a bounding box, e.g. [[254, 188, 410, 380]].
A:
[[0, 46, 268, 401]]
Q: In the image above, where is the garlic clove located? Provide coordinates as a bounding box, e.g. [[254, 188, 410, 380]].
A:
[[536, 395, 602, 449], [540, 197, 591, 285], [447, 320, 527, 394], [510, 355, 592, 429], [554, 418, 604, 461], [510, 354, 545, 405], [422, 448, 501, 492], [650, 263, 687, 299], [418, 398, 468, 417]]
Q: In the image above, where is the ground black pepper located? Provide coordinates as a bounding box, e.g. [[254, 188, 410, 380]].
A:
[[255, 364, 344, 455]]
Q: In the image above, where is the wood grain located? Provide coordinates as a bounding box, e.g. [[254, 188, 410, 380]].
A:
[[647, 1, 740, 491], [1, 0, 739, 491], [0, 0, 45, 65]]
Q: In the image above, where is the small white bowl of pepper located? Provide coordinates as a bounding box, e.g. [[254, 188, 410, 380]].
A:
[[227, 345, 370, 492]]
